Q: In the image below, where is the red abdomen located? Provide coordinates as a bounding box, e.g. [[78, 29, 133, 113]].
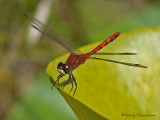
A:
[[82, 32, 120, 60]]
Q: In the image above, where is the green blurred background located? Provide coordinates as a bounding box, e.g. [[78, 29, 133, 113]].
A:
[[0, 0, 160, 120]]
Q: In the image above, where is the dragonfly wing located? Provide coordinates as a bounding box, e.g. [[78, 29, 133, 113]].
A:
[[24, 12, 78, 53], [82, 56, 147, 68], [79, 52, 137, 56]]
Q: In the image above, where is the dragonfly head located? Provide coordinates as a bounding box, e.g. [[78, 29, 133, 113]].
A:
[[57, 62, 70, 75]]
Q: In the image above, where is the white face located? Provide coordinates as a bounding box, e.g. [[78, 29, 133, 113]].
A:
[[58, 68, 65, 75]]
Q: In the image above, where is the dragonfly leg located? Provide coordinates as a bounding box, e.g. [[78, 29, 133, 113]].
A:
[[51, 74, 63, 89], [71, 73, 77, 96], [69, 73, 74, 94]]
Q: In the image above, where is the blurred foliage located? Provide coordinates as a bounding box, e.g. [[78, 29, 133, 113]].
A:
[[0, 0, 159, 120], [47, 27, 160, 120], [6, 72, 77, 120]]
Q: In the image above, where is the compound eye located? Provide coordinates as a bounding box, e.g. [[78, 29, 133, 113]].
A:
[[57, 62, 63, 69]]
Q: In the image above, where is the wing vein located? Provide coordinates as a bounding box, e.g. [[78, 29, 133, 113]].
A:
[[82, 56, 147, 68], [79, 52, 137, 56], [23, 12, 77, 52]]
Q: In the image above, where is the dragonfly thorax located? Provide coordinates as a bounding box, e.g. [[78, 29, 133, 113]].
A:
[[57, 62, 70, 75]]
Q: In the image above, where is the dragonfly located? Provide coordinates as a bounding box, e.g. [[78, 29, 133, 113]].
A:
[[24, 12, 147, 96]]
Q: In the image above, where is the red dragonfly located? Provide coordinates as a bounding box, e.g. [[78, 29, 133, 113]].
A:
[[24, 12, 147, 96]]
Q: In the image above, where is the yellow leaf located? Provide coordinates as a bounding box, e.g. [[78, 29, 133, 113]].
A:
[[46, 27, 160, 120]]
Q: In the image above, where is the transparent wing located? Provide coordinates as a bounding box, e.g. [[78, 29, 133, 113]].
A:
[[82, 56, 147, 68], [79, 52, 137, 56], [24, 12, 78, 53]]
